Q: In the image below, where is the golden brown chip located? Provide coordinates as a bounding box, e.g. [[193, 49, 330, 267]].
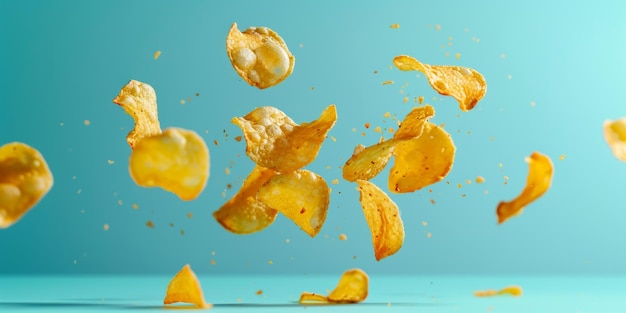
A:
[[497, 152, 553, 224], [112, 80, 162, 149], [342, 141, 396, 182], [213, 166, 278, 234], [257, 169, 330, 237], [603, 118, 626, 161], [226, 23, 295, 89], [0, 142, 54, 228], [299, 268, 369, 304], [233, 105, 337, 172], [474, 285, 523, 297], [392, 105, 435, 140], [129, 127, 209, 201], [164, 264, 211, 308], [388, 122, 455, 193], [357, 180, 404, 261], [393, 55, 487, 111]]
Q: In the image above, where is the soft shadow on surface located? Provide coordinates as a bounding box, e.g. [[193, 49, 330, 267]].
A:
[[0, 302, 163, 310]]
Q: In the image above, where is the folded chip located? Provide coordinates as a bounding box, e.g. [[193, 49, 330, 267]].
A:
[[603, 118, 626, 161], [0, 142, 54, 228], [474, 285, 523, 297], [129, 127, 210, 201], [299, 268, 369, 304], [164, 264, 211, 308], [112, 80, 162, 149], [393, 55, 487, 111], [226, 22, 295, 89], [497, 152, 553, 224]]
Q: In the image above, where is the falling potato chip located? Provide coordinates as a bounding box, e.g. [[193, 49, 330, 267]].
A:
[[299, 268, 369, 304], [357, 180, 404, 261], [603, 118, 626, 161], [474, 285, 523, 297], [226, 22, 295, 89], [393, 55, 487, 111], [164, 264, 211, 308], [497, 152, 553, 224], [214, 166, 278, 234], [112, 80, 162, 149], [129, 127, 209, 201], [388, 122, 456, 193], [0, 142, 53, 228], [257, 169, 330, 237], [392, 105, 435, 140], [233, 105, 337, 172]]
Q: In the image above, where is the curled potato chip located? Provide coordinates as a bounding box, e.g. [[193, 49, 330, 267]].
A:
[[257, 169, 330, 237], [388, 122, 455, 193], [357, 180, 404, 261], [474, 285, 523, 297], [226, 22, 295, 89], [129, 127, 209, 201], [299, 268, 369, 304], [0, 142, 53, 228], [603, 118, 626, 161], [164, 264, 211, 308], [112, 80, 162, 148], [497, 152, 553, 224], [392, 105, 435, 140], [393, 55, 487, 111], [233, 105, 337, 172], [214, 166, 278, 234]]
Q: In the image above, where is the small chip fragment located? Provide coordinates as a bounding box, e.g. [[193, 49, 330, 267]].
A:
[[603, 118, 626, 161], [164, 264, 211, 308], [112, 80, 162, 149], [300, 268, 369, 304], [497, 152, 553, 224], [226, 23, 295, 89], [0, 142, 54, 228], [129, 127, 210, 201], [474, 285, 523, 297], [393, 55, 487, 111], [357, 180, 404, 261], [389, 23, 400, 29], [153, 50, 161, 60]]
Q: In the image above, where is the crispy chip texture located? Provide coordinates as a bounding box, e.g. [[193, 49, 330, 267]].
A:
[[112, 80, 162, 148], [214, 166, 278, 234], [299, 268, 369, 304], [603, 118, 626, 161], [357, 180, 404, 261], [474, 285, 523, 297], [164, 264, 211, 308], [392, 105, 435, 140], [233, 105, 337, 172], [129, 127, 209, 201], [0, 142, 53, 228], [257, 169, 330, 237], [388, 123, 455, 193], [393, 55, 487, 111], [226, 23, 295, 89], [497, 152, 553, 224]]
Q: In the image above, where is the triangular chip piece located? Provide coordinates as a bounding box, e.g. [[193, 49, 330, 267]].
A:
[[164, 264, 211, 308]]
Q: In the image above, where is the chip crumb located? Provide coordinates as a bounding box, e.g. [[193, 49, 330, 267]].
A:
[[430, 199, 436, 205], [268, 260, 273, 265], [373, 70, 378, 74], [103, 224, 109, 231], [434, 24, 441, 31], [422, 221, 428, 227], [84, 120, 91, 126], [331, 179, 339, 185], [465, 179, 472, 185], [225, 168, 231, 175], [132, 203, 139, 209], [382, 80, 394, 85], [210, 259, 216, 265], [418, 96, 424, 104], [373, 126, 382, 133], [364, 122, 371, 129], [180, 229, 185, 235], [389, 23, 400, 29], [213, 139, 218, 146], [187, 212, 193, 218], [383, 112, 391, 118], [180, 99, 186, 105], [234, 135, 242, 142], [476, 176, 485, 183], [559, 154, 565, 160], [403, 96, 409, 103], [426, 232, 432, 238], [153, 50, 161, 60], [285, 238, 291, 244], [256, 289, 263, 295], [339, 233, 347, 240], [77, 188, 82, 195], [146, 220, 154, 228], [457, 183, 462, 188], [118, 199, 123, 206], [455, 53, 461, 59], [331, 136, 337, 142]]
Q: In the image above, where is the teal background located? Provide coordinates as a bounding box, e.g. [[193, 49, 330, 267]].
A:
[[1, 0, 625, 277]]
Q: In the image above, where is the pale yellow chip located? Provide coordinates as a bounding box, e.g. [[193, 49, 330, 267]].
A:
[[299, 268, 369, 304], [214, 166, 278, 234], [393, 55, 487, 111], [226, 22, 295, 89], [603, 118, 626, 161], [388, 122, 456, 193], [164, 264, 211, 308], [357, 180, 404, 261], [233, 105, 337, 172], [474, 285, 523, 297], [257, 169, 330, 237], [129, 127, 209, 201], [112, 80, 162, 149], [497, 152, 553, 224], [0, 142, 54, 228]]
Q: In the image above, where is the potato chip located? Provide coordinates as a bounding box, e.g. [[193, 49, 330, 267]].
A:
[[603, 118, 626, 161], [233, 105, 337, 172], [257, 169, 330, 237], [388, 122, 455, 193], [392, 105, 435, 140], [213, 166, 278, 234], [112, 80, 162, 149], [497, 152, 553, 224], [474, 285, 523, 297], [393, 55, 487, 111], [299, 268, 369, 304], [226, 23, 295, 89], [0, 142, 54, 228], [357, 180, 404, 261], [129, 127, 209, 201], [164, 264, 211, 308]]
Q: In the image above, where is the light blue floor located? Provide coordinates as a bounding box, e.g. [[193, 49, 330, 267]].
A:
[[1, 275, 624, 312]]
